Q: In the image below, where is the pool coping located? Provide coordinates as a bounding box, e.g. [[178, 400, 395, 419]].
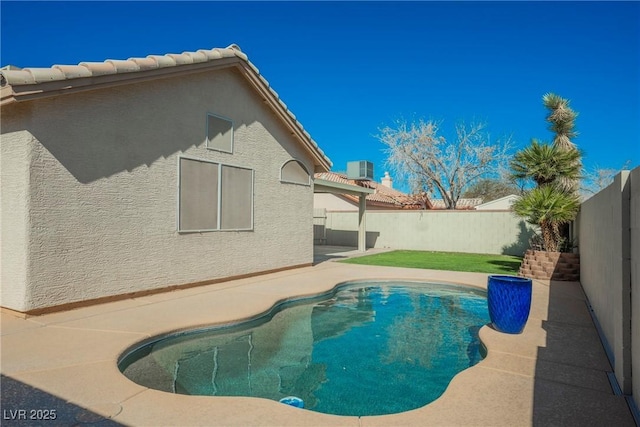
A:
[[1, 260, 635, 426]]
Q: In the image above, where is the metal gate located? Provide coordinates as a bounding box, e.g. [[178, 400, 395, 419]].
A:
[[313, 208, 327, 245]]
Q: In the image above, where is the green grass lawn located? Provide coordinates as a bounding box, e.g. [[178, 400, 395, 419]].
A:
[[340, 250, 522, 275]]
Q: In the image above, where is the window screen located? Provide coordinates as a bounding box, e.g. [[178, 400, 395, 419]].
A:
[[221, 165, 253, 230], [207, 113, 233, 153], [179, 158, 253, 232], [179, 158, 219, 231]]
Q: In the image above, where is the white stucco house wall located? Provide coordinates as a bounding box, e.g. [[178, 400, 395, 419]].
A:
[[474, 194, 519, 211], [0, 44, 331, 314]]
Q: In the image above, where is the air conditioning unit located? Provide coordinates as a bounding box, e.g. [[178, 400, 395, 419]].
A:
[[346, 161, 374, 181]]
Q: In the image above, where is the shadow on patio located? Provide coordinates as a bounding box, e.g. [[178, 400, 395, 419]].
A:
[[1, 374, 122, 426], [531, 280, 635, 426], [313, 245, 393, 265]]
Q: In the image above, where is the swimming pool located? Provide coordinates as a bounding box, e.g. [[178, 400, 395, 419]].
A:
[[119, 281, 489, 416]]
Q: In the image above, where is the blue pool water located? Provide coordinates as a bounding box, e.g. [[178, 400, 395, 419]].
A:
[[119, 281, 489, 416]]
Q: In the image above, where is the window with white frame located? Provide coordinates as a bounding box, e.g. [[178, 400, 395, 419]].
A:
[[280, 159, 310, 185], [206, 113, 233, 153], [179, 157, 253, 232]]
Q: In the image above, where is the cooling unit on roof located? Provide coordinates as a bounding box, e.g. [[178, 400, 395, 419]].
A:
[[346, 161, 374, 181]]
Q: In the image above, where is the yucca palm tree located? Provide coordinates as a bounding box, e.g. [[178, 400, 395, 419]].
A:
[[543, 93, 578, 150], [512, 185, 581, 252], [510, 140, 582, 187], [543, 93, 582, 193], [510, 94, 583, 252]]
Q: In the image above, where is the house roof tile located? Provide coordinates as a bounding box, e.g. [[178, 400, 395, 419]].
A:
[[429, 198, 483, 209], [52, 64, 93, 78], [0, 46, 243, 85], [77, 61, 117, 76], [25, 67, 66, 82], [0, 44, 331, 171], [315, 172, 485, 210], [314, 172, 425, 209]]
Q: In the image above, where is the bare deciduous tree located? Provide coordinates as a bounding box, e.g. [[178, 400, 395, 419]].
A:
[[377, 119, 512, 209], [581, 161, 631, 197]]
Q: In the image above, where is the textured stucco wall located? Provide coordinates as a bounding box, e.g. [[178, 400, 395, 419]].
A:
[[630, 168, 640, 401], [0, 131, 33, 309], [474, 195, 518, 211], [324, 210, 535, 256], [313, 193, 356, 211], [1, 68, 315, 312], [578, 170, 632, 394]]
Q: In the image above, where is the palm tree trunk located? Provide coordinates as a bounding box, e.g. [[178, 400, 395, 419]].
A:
[[541, 220, 558, 252]]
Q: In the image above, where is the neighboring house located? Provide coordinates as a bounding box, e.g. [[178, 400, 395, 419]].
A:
[[1, 44, 331, 314], [429, 197, 484, 210], [474, 194, 519, 211], [314, 171, 426, 211]]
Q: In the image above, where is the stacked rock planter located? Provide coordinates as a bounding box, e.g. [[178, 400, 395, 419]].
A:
[[518, 250, 580, 281]]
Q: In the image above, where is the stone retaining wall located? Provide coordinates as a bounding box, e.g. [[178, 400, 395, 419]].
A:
[[518, 250, 580, 281]]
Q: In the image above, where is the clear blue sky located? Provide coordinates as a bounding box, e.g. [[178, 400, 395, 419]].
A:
[[2, 1, 639, 188]]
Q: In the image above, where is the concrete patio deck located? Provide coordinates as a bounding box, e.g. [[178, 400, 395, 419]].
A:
[[1, 248, 636, 426]]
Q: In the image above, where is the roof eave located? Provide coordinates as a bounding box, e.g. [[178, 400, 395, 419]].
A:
[[0, 86, 16, 106], [0, 57, 241, 110], [236, 64, 331, 172], [314, 178, 374, 196]]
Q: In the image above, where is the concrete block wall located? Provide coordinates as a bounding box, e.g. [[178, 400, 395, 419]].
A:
[[323, 210, 536, 256], [578, 168, 638, 398], [630, 169, 640, 403]]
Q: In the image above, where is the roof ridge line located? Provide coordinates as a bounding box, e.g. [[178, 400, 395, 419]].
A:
[[1, 45, 246, 86]]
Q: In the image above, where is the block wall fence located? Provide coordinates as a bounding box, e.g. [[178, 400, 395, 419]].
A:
[[320, 210, 536, 256], [577, 167, 639, 406]]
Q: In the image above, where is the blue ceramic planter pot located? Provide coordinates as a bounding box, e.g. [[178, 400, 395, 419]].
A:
[[487, 275, 532, 334]]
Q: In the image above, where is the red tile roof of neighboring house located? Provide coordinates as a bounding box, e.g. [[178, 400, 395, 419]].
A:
[[429, 197, 484, 210], [0, 44, 331, 172], [315, 172, 484, 210], [314, 172, 427, 209]]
